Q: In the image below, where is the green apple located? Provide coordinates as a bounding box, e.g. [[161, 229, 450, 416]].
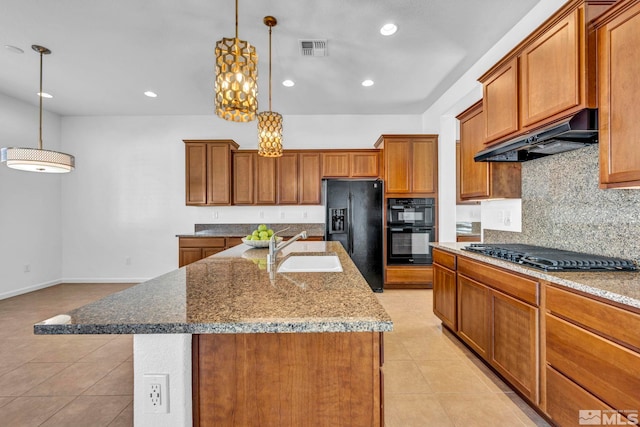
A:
[[267, 229, 274, 236], [258, 224, 268, 232], [252, 230, 260, 237], [259, 231, 269, 239], [245, 235, 252, 240]]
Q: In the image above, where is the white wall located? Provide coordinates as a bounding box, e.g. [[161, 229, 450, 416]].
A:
[[422, 0, 568, 241], [60, 114, 422, 283], [0, 93, 64, 298]]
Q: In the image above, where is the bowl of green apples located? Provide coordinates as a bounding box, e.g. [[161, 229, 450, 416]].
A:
[[242, 224, 282, 248]]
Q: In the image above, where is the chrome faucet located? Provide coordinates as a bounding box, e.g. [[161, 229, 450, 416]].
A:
[[267, 228, 308, 270]]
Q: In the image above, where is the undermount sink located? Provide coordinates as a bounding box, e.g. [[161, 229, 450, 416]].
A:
[[277, 255, 343, 273]]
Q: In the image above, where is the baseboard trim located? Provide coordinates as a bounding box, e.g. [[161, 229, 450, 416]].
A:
[[0, 279, 62, 300], [1, 278, 148, 300], [60, 277, 149, 284]]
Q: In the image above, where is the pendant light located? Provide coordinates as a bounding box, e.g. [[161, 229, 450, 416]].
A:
[[257, 16, 283, 158], [215, 0, 258, 122], [1, 45, 75, 173]]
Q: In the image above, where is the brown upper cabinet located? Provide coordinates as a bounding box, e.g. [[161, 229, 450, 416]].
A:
[[457, 101, 521, 200], [479, 0, 615, 146], [595, 0, 640, 189], [233, 150, 322, 205], [375, 135, 438, 196], [232, 151, 256, 205], [321, 150, 380, 178], [184, 140, 238, 206]]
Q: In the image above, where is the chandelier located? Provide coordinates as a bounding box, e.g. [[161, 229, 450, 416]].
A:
[[214, 0, 258, 122], [257, 16, 283, 157], [1, 45, 75, 173]]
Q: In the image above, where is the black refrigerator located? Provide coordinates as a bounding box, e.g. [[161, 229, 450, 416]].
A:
[[323, 179, 384, 292]]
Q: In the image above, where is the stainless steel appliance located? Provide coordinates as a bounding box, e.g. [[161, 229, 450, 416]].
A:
[[387, 226, 435, 265], [324, 179, 384, 292], [463, 243, 637, 271], [387, 198, 435, 226]]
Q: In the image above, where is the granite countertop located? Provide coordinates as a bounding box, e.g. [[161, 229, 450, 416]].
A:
[[34, 241, 392, 335], [433, 242, 640, 310], [177, 223, 325, 238]]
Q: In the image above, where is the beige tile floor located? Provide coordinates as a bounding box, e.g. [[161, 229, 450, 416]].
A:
[[0, 284, 551, 426]]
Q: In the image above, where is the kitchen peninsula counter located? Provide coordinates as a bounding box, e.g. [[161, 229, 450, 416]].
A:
[[433, 242, 640, 310], [35, 241, 392, 335]]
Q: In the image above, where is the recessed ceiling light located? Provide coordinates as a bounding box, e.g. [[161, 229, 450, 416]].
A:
[[4, 45, 24, 54], [37, 92, 53, 98], [144, 91, 158, 98], [362, 79, 374, 87], [282, 80, 295, 87], [380, 23, 398, 36]]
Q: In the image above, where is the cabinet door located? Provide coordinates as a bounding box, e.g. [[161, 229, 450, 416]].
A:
[[491, 290, 538, 403], [298, 153, 321, 205], [179, 248, 203, 267], [277, 153, 299, 204], [520, 9, 580, 127], [433, 263, 457, 331], [598, 1, 640, 188], [255, 156, 277, 205], [383, 139, 411, 193], [202, 247, 224, 258], [459, 102, 490, 199], [207, 143, 233, 205], [233, 152, 255, 205], [185, 143, 207, 205], [457, 274, 490, 359], [321, 152, 350, 177], [483, 58, 519, 144], [351, 151, 379, 177], [411, 137, 437, 194]]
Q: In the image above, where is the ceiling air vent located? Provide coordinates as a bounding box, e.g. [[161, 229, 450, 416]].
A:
[[299, 39, 328, 57]]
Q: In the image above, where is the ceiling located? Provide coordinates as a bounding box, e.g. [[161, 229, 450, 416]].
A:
[[0, 0, 540, 117]]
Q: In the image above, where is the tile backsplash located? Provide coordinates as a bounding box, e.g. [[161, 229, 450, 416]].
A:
[[484, 144, 640, 262]]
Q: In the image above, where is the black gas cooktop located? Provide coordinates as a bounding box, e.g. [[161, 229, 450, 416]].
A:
[[463, 243, 637, 272]]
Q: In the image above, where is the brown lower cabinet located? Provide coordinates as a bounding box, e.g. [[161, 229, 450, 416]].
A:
[[178, 236, 243, 267], [544, 284, 640, 426], [384, 265, 433, 289], [433, 247, 640, 426], [433, 250, 540, 404], [192, 332, 384, 427]]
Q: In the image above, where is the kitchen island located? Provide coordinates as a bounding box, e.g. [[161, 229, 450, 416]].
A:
[[35, 241, 392, 427]]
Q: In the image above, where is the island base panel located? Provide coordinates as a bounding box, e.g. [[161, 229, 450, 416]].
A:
[[193, 332, 383, 427]]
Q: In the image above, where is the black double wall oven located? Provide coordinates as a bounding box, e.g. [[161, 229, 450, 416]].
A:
[[387, 198, 435, 265]]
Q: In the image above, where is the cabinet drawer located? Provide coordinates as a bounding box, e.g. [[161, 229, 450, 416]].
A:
[[458, 257, 539, 306], [546, 285, 640, 351], [225, 237, 243, 248], [546, 366, 618, 427], [546, 314, 640, 412], [433, 248, 456, 270], [386, 266, 433, 284], [179, 237, 226, 248]]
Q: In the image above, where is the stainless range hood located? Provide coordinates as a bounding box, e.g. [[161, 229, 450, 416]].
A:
[[474, 109, 598, 162]]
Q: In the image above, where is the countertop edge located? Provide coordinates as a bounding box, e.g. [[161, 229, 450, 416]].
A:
[[432, 242, 640, 310], [34, 321, 394, 335]]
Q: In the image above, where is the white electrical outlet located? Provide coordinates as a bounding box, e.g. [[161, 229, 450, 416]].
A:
[[303, 211, 308, 219], [125, 257, 131, 266], [23, 264, 30, 273], [259, 211, 264, 219], [280, 212, 285, 219], [144, 374, 169, 414]]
